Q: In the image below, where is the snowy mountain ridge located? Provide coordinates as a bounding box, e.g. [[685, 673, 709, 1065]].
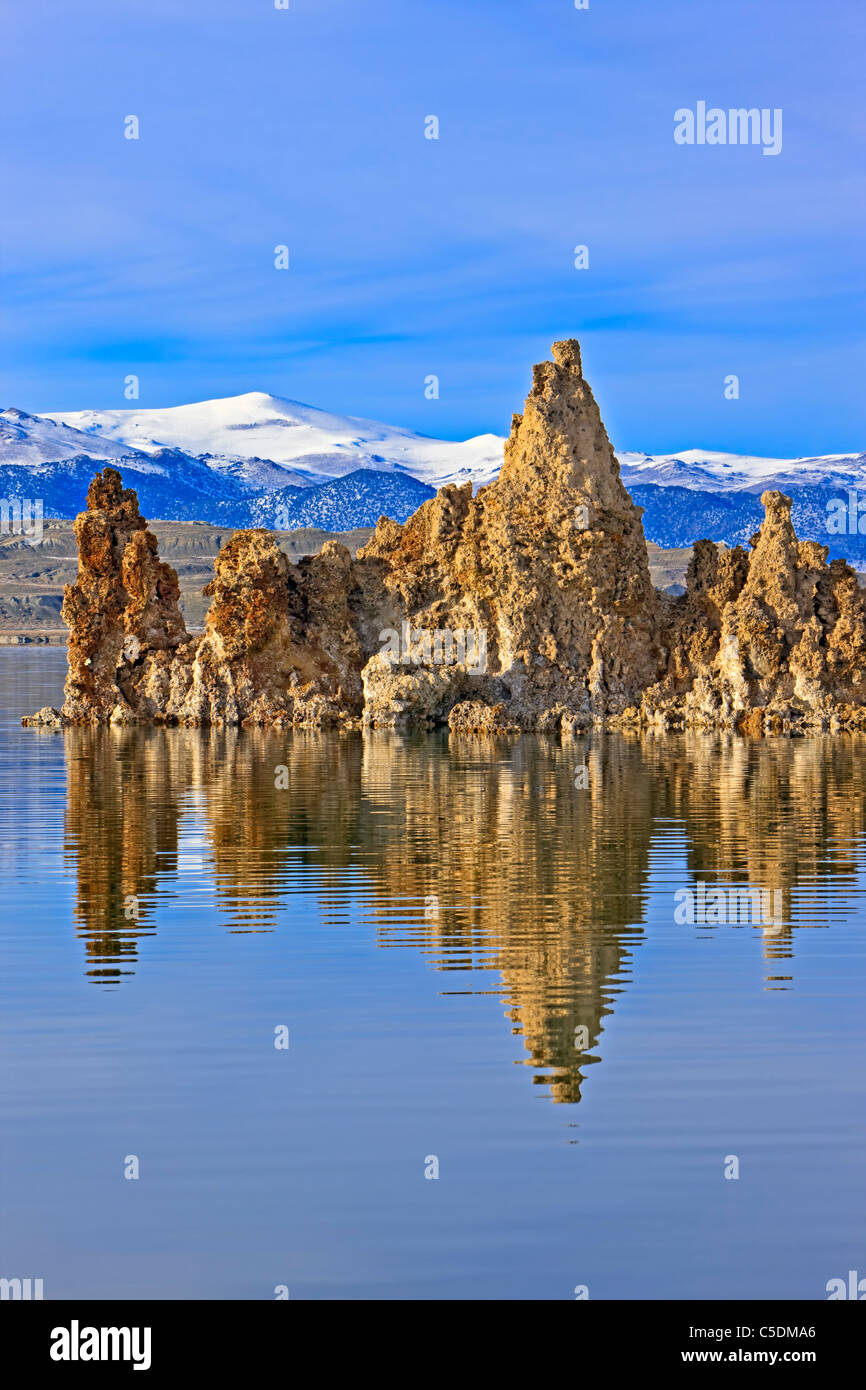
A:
[[46, 392, 504, 491], [1, 395, 863, 548]]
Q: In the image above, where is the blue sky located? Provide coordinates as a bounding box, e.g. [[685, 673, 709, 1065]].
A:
[[2, 0, 864, 455]]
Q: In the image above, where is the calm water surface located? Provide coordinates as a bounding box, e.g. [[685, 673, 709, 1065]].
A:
[[1, 648, 865, 1299]]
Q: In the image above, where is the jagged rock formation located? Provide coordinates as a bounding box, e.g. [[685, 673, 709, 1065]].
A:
[[58, 470, 189, 725], [27, 471, 364, 728], [640, 490, 866, 732], [24, 341, 866, 734], [358, 338, 659, 729], [159, 530, 364, 728]]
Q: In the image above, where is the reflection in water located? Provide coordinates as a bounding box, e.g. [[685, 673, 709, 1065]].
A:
[[62, 726, 866, 1103]]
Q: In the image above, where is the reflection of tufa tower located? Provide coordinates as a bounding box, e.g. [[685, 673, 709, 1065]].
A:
[[62, 727, 866, 1088], [63, 727, 192, 981], [64, 725, 371, 975], [359, 732, 656, 1104]]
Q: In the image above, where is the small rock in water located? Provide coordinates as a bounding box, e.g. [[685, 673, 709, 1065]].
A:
[[21, 706, 64, 727]]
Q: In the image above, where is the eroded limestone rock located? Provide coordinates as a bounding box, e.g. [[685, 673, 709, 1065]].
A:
[[59, 468, 189, 725], [159, 530, 365, 727], [358, 337, 660, 729], [642, 491, 866, 732]]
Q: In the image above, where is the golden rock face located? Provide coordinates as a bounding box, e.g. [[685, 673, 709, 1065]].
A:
[[359, 338, 661, 726], [647, 489, 866, 731], [45, 342, 866, 733], [59, 468, 189, 725]]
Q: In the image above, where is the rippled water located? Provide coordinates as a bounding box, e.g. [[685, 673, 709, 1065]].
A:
[[1, 647, 865, 1299]]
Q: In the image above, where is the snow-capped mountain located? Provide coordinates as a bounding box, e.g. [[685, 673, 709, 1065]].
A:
[[618, 448, 866, 494], [47, 392, 504, 491], [0, 397, 472, 527], [0, 406, 167, 471], [1, 394, 863, 558], [29, 394, 866, 497]]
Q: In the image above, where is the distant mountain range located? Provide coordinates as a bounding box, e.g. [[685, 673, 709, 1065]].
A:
[[617, 447, 866, 495], [48, 393, 503, 489], [0, 395, 490, 528], [1, 395, 863, 564]]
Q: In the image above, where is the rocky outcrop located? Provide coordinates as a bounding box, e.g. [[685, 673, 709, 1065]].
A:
[[56, 469, 189, 725], [26, 342, 866, 735], [26, 470, 366, 729], [155, 531, 365, 728], [641, 490, 866, 732], [358, 338, 660, 730]]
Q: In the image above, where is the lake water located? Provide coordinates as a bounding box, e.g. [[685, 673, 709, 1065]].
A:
[[1, 647, 865, 1300]]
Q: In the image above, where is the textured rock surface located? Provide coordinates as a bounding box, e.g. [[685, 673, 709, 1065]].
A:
[[641, 490, 866, 732], [157, 531, 364, 728], [56, 468, 189, 725], [29, 344, 866, 735], [358, 337, 660, 729]]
